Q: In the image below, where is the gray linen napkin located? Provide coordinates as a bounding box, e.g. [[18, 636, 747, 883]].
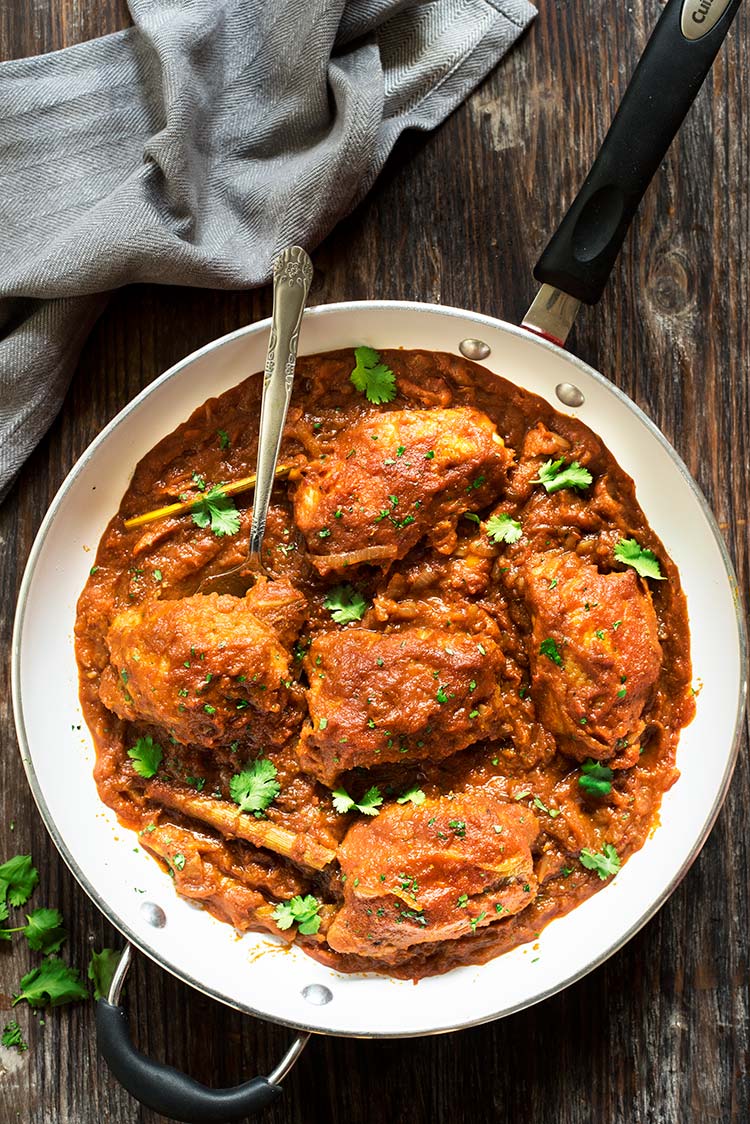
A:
[[0, 0, 535, 499]]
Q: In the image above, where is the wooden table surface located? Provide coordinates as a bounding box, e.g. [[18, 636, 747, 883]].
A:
[[1, 2, 748, 1121]]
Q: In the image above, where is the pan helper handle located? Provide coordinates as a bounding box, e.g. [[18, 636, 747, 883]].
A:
[[534, 0, 742, 305], [95, 944, 309, 1123]]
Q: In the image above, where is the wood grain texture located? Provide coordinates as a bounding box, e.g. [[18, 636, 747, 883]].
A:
[[1, 2, 748, 1121]]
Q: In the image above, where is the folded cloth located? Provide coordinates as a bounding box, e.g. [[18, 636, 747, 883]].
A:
[[0, 0, 535, 499]]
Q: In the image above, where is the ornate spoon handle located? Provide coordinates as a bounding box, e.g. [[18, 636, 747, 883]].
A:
[[249, 246, 313, 565]]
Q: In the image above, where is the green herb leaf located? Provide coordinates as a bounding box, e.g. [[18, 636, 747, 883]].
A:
[[127, 736, 163, 779], [539, 638, 563, 666], [323, 584, 369, 624], [532, 796, 561, 819], [332, 785, 383, 817], [486, 513, 522, 545], [349, 346, 397, 405], [21, 908, 67, 955], [0, 855, 39, 908], [396, 786, 426, 806], [613, 538, 665, 581], [272, 894, 322, 936], [87, 948, 123, 1002], [578, 759, 614, 797], [217, 429, 230, 450], [229, 759, 280, 814], [12, 958, 88, 1009], [533, 458, 593, 494], [1, 1020, 28, 1052], [580, 843, 621, 880], [191, 485, 241, 537]]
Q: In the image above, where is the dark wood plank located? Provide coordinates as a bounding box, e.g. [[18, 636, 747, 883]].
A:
[[1, 2, 747, 1122]]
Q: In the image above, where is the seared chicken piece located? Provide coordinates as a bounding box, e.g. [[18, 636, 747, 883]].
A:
[[99, 584, 304, 748], [326, 791, 539, 959], [519, 550, 662, 766], [298, 626, 511, 783], [292, 406, 512, 574]]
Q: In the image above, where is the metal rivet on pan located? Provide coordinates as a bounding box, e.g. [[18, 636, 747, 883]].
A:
[[555, 382, 585, 407], [301, 984, 333, 1006], [459, 338, 491, 360], [139, 901, 167, 928]]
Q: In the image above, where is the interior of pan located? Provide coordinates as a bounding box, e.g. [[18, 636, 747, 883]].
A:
[[12, 301, 746, 1038]]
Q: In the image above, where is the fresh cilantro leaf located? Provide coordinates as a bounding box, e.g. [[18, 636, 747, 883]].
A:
[[614, 538, 665, 581], [462, 512, 481, 524], [217, 429, 230, 450], [191, 485, 241, 537], [272, 894, 322, 936], [486, 513, 522, 544], [127, 736, 163, 779], [436, 685, 449, 704], [396, 786, 426, 806], [229, 759, 280, 814], [350, 346, 397, 405], [88, 948, 123, 1001], [580, 843, 621, 880], [578, 759, 614, 797], [1, 1021, 28, 1052], [331, 785, 383, 816], [533, 458, 593, 494], [539, 638, 563, 666], [21, 908, 67, 954], [0, 855, 39, 908], [323, 584, 369, 624], [12, 958, 88, 1009]]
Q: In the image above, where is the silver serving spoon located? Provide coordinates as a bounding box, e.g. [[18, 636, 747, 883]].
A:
[[198, 245, 313, 596]]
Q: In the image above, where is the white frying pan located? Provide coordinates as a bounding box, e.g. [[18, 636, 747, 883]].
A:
[[11, 1, 747, 1121]]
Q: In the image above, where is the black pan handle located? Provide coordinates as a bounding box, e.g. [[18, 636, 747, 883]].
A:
[[95, 945, 309, 1123], [534, 0, 743, 305]]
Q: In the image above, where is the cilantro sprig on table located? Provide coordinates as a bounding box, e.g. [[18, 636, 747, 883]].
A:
[[12, 959, 88, 1009], [3, 908, 68, 954], [88, 948, 123, 1001], [272, 894, 322, 936], [127, 735, 163, 779], [1, 1021, 28, 1052], [229, 758, 280, 814], [323, 584, 369, 624], [486, 513, 522, 545], [533, 457, 593, 494], [191, 484, 241, 537], [349, 346, 397, 405], [578, 759, 614, 797], [0, 854, 39, 907], [580, 843, 621, 880], [332, 785, 383, 816], [614, 537, 665, 581]]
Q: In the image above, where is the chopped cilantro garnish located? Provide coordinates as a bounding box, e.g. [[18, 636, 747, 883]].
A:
[[127, 736, 163, 779], [533, 458, 593, 493], [532, 796, 560, 819], [229, 759, 280, 814], [448, 820, 466, 838], [332, 785, 383, 816], [272, 894, 322, 936], [578, 759, 614, 797], [12, 958, 88, 1008], [436, 685, 449, 704], [462, 512, 481, 525], [191, 485, 241, 537], [88, 948, 123, 1001], [396, 786, 426, 806], [614, 538, 665, 580], [0, 855, 39, 908], [153, 569, 163, 582], [1, 1020, 28, 1051], [580, 843, 621, 880], [324, 584, 369, 624], [349, 346, 396, 404], [539, 638, 563, 666], [217, 429, 230, 450], [486, 513, 522, 544]]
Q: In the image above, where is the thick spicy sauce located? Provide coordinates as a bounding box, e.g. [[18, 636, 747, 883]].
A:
[[75, 349, 694, 979]]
